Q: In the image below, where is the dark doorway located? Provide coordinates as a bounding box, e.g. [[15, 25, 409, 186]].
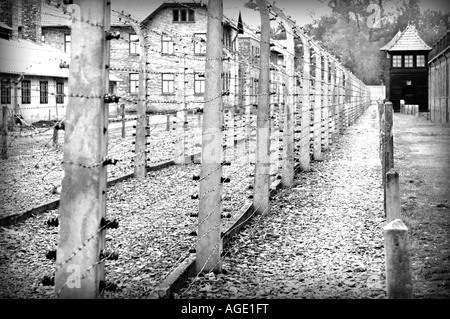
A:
[[402, 86, 416, 104]]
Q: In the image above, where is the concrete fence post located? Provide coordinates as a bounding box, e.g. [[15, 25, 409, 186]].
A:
[[312, 47, 322, 161], [298, 35, 310, 171], [253, 0, 271, 215], [386, 169, 401, 223], [53, 126, 58, 149], [383, 219, 413, 299], [56, 0, 110, 298], [121, 104, 125, 138], [196, 0, 223, 274], [174, 109, 186, 165], [2, 105, 8, 159]]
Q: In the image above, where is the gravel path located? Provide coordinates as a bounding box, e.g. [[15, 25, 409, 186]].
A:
[[178, 102, 387, 299]]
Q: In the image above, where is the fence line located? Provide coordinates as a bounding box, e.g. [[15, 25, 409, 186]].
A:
[[1, 0, 372, 298], [428, 30, 450, 124], [379, 100, 413, 299]]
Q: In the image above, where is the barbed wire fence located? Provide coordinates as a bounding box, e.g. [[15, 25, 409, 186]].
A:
[[0, 0, 371, 298]]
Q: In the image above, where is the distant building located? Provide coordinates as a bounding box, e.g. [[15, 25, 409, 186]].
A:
[[380, 25, 432, 112], [0, 37, 121, 124], [41, 2, 240, 113]]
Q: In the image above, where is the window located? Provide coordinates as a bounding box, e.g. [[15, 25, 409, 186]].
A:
[[161, 35, 174, 55], [109, 83, 115, 95], [223, 30, 232, 50], [404, 55, 413, 67], [1, 80, 11, 104], [222, 71, 231, 92], [162, 74, 175, 94], [392, 55, 402, 67], [173, 9, 195, 22], [417, 55, 425, 67], [194, 73, 205, 94], [130, 73, 139, 95], [22, 80, 31, 104], [251, 77, 258, 103], [251, 46, 259, 64], [64, 34, 71, 54], [129, 33, 139, 55], [56, 81, 64, 104], [194, 33, 206, 55], [40, 81, 48, 104]]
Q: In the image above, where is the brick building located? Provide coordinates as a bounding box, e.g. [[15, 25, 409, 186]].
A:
[[3, 1, 289, 116], [0, 0, 120, 123], [40, 2, 241, 113]]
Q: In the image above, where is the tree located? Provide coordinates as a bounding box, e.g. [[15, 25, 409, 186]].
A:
[[305, 0, 449, 84]]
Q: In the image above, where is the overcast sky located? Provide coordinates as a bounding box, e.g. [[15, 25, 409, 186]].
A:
[[223, 0, 450, 27]]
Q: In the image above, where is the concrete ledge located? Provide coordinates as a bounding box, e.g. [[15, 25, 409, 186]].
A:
[[157, 253, 196, 299], [0, 199, 60, 227]]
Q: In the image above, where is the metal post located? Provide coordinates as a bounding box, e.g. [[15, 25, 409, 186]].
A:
[[196, 0, 223, 274], [56, 0, 110, 298]]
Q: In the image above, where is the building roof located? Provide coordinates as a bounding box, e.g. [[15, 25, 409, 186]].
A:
[[0, 38, 121, 81], [380, 25, 432, 52], [140, 2, 206, 25]]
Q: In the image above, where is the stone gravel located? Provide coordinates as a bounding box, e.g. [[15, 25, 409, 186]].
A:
[[178, 103, 387, 299]]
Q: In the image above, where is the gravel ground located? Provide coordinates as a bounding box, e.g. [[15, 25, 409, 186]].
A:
[[0, 114, 202, 219], [178, 102, 387, 299], [0, 129, 255, 298], [0, 104, 385, 299]]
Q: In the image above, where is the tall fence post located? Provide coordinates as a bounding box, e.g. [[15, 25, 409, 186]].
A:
[[174, 109, 186, 164], [384, 101, 394, 208], [134, 20, 147, 178], [280, 16, 295, 187], [52, 125, 58, 149], [336, 66, 343, 136], [121, 104, 125, 138], [2, 105, 8, 159], [322, 55, 329, 151], [384, 219, 413, 299], [196, 0, 223, 274], [298, 35, 310, 171], [329, 60, 336, 144], [386, 169, 401, 224], [312, 47, 323, 161], [56, 0, 110, 298], [253, 0, 271, 215], [381, 102, 394, 213]]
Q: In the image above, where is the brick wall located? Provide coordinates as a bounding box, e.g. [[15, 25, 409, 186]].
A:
[[41, 4, 260, 114]]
